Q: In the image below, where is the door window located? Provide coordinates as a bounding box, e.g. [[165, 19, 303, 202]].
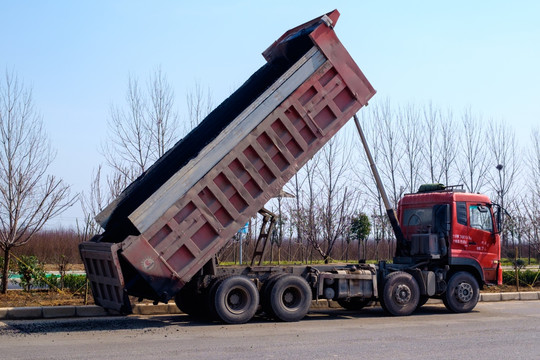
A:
[[469, 205, 493, 232], [456, 202, 467, 226]]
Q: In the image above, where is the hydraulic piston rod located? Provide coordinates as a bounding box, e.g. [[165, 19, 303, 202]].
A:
[[353, 114, 407, 256]]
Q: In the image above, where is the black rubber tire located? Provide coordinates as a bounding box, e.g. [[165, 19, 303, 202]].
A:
[[260, 274, 286, 318], [205, 276, 227, 321], [213, 275, 259, 324], [443, 272, 479, 313], [268, 275, 312, 322], [381, 271, 420, 316], [174, 283, 205, 318], [337, 298, 372, 311]]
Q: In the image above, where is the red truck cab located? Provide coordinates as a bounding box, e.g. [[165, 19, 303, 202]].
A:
[[397, 186, 502, 287]]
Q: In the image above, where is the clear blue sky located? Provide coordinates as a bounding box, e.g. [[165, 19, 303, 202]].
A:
[[1, 1, 539, 228]]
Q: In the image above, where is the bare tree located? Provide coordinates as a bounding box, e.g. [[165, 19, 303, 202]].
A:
[[296, 152, 320, 263], [315, 135, 360, 263], [102, 67, 179, 185], [104, 75, 149, 180], [148, 67, 180, 161], [522, 127, 540, 261], [186, 81, 213, 133], [370, 212, 384, 260], [398, 103, 424, 193], [284, 171, 308, 263], [421, 104, 459, 186], [529, 127, 540, 196], [458, 108, 490, 193], [78, 165, 113, 241], [488, 120, 520, 248], [356, 101, 403, 257], [356, 107, 385, 207], [438, 109, 459, 185], [422, 102, 440, 184], [373, 99, 404, 207], [0, 71, 75, 293], [522, 195, 540, 263]]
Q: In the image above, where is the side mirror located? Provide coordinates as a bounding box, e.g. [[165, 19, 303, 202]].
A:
[[494, 204, 502, 234]]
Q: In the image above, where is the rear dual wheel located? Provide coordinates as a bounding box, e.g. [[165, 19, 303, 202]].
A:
[[210, 276, 259, 324], [174, 282, 205, 318], [260, 274, 286, 318], [262, 274, 312, 322]]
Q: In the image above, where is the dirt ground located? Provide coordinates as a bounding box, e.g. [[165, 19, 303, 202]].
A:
[[42, 264, 85, 272], [481, 284, 540, 293], [0, 290, 93, 308]]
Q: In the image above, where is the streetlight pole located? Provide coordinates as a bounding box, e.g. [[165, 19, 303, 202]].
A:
[[496, 164, 504, 247]]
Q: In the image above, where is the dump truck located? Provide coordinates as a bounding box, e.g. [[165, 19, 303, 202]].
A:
[[80, 10, 502, 324]]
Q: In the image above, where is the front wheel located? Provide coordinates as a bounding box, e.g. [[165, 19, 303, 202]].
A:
[[443, 272, 479, 313]]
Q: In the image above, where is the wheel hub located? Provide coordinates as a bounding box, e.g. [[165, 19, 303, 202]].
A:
[[394, 284, 412, 305], [227, 288, 247, 311], [455, 282, 473, 303], [282, 287, 301, 308], [229, 293, 241, 306], [283, 291, 294, 305]]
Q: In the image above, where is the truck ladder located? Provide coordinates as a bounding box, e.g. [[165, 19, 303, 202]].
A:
[[250, 208, 277, 266]]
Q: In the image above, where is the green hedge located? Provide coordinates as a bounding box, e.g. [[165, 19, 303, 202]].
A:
[[63, 274, 87, 292], [500, 258, 539, 266], [502, 270, 540, 287], [47, 274, 87, 293]]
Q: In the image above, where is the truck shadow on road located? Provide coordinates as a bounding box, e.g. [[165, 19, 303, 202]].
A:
[[1, 317, 168, 336], [157, 303, 457, 326], [1, 304, 459, 336], [303, 304, 454, 320]]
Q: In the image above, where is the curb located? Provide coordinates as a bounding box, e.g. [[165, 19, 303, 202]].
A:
[[1, 292, 539, 321], [0, 305, 116, 321]]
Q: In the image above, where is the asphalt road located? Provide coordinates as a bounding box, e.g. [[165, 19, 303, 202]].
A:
[[1, 301, 539, 360]]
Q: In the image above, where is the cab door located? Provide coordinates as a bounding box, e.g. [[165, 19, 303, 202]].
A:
[[464, 203, 500, 284]]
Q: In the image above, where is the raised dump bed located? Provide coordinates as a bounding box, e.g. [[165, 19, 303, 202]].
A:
[[80, 10, 376, 313]]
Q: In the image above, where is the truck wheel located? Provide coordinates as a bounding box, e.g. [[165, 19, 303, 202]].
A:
[[337, 298, 371, 311], [175, 283, 205, 318], [443, 272, 479, 313], [268, 275, 311, 322], [381, 271, 420, 316], [213, 275, 259, 324], [260, 274, 286, 318], [205, 276, 227, 321]]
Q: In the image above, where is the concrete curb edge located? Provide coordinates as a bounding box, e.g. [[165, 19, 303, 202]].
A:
[[1, 292, 539, 321]]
